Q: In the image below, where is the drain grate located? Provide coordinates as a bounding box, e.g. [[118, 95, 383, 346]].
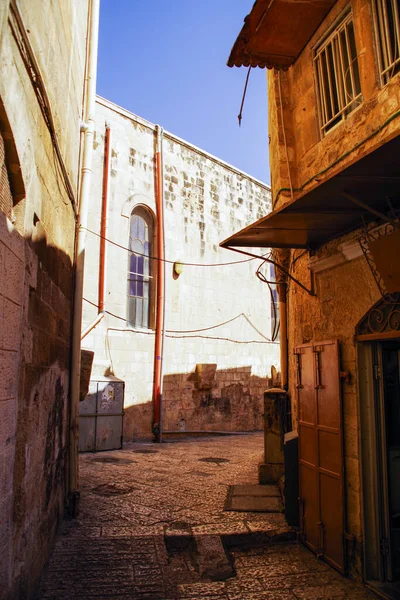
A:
[[92, 483, 135, 496], [199, 457, 230, 464], [90, 456, 135, 465]]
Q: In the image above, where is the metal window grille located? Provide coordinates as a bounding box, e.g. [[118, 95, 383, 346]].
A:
[[314, 13, 362, 135], [127, 210, 153, 329], [373, 0, 400, 84]]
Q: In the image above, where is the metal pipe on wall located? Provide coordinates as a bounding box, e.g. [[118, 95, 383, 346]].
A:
[[152, 125, 166, 442], [98, 124, 111, 312], [277, 281, 288, 390], [81, 124, 111, 341], [68, 0, 100, 513]]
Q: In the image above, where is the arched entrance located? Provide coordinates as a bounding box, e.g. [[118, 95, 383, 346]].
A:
[[357, 294, 400, 595]]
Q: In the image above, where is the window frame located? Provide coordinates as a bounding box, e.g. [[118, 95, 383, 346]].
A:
[[314, 9, 363, 136], [372, 0, 400, 85], [127, 205, 156, 330]]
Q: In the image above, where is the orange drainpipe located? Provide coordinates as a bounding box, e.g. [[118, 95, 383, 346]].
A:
[[153, 125, 166, 442], [98, 124, 111, 312], [81, 124, 110, 341]]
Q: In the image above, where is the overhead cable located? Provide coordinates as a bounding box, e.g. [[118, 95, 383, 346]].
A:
[[83, 226, 264, 267]]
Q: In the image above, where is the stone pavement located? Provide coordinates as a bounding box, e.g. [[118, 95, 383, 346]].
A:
[[37, 433, 375, 599]]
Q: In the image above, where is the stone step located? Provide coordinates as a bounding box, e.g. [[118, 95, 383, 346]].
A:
[[164, 521, 298, 582]]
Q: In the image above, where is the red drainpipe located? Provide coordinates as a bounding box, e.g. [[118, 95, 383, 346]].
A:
[[153, 125, 165, 442], [81, 123, 110, 341], [99, 124, 111, 312]]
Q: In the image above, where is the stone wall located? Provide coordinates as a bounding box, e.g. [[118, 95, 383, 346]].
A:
[[0, 2, 89, 598], [268, 0, 400, 211], [266, 0, 400, 579], [82, 98, 280, 440]]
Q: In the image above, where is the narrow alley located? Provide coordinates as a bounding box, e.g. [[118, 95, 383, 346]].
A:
[[38, 434, 374, 600], [2, 1, 400, 598]]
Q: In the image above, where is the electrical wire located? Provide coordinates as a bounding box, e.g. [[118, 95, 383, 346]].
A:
[[255, 257, 280, 342], [83, 298, 278, 344], [83, 226, 262, 267], [166, 334, 275, 344]]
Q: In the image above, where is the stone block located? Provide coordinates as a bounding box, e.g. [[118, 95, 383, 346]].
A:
[[0, 445, 14, 498], [0, 398, 16, 453], [2, 295, 22, 352], [0, 497, 12, 555], [194, 534, 234, 581], [2, 244, 23, 304], [258, 462, 285, 484], [0, 350, 18, 400]]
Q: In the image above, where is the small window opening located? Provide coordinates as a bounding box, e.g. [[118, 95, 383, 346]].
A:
[[127, 207, 154, 329], [373, 0, 400, 84], [314, 12, 362, 135]]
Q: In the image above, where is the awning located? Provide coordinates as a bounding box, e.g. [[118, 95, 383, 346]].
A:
[[220, 135, 400, 250], [228, 0, 336, 69]]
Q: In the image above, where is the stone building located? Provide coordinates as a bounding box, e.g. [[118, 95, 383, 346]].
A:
[[0, 1, 95, 597], [224, 0, 400, 595], [81, 96, 280, 444]]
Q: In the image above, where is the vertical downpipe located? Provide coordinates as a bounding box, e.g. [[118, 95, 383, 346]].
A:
[[80, 123, 110, 341], [153, 125, 166, 442], [278, 281, 288, 390], [69, 0, 100, 513], [98, 124, 111, 313]]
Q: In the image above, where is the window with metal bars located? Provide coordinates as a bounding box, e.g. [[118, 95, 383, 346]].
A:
[[127, 207, 154, 329], [314, 12, 362, 135], [373, 0, 400, 84]]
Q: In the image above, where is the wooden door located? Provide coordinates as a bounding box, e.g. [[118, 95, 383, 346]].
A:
[[296, 340, 345, 573]]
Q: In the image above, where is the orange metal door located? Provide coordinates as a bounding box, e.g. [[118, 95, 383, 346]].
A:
[[296, 340, 345, 573]]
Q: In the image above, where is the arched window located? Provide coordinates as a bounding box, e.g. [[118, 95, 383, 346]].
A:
[[127, 206, 154, 328]]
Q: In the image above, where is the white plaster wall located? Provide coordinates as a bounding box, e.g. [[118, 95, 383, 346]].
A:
[[82, 98, 280, 439]]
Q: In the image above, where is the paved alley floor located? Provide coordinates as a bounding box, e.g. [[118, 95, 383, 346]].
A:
[[38, 433, 375, 600]]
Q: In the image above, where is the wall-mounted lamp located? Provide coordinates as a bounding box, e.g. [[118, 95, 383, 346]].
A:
[[173, 261, 184, 277]]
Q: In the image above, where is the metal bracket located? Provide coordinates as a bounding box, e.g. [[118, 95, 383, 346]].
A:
[[225, 246, 315, 296], [313, 349, 323, 389]]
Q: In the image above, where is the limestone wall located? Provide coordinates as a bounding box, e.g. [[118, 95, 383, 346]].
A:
[[0, 2, 89, 597], [265, 0, 400, 578], [82, 98, 280, 440], [268, 0, 400, 210]]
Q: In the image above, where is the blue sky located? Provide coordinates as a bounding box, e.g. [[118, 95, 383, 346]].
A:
[[97, 1, 270, 184]]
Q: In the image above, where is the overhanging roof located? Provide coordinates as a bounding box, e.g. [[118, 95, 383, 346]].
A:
[[220, 135, 400, 250], [228, 0, 336, 69]]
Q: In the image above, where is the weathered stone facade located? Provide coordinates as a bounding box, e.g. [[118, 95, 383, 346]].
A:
[[82, 97, 279, 441], [0, 2, 89, 598], [268, 0, 399, 209], [264, 0, 400, 583]]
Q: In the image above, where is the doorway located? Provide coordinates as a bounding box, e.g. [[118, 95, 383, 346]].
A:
[[359, 339, 400, 594]]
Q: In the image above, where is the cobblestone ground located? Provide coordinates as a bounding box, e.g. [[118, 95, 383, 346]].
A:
[[37, 433, 375, 600]]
